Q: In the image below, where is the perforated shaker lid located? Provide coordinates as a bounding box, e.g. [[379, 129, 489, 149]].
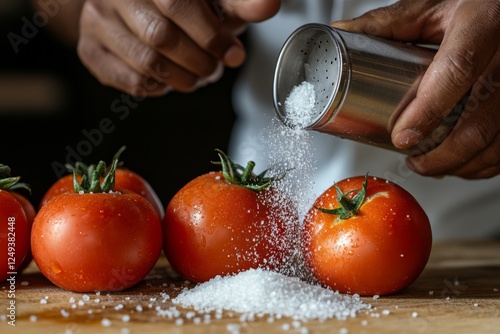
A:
[[273, 23, 348, 129]]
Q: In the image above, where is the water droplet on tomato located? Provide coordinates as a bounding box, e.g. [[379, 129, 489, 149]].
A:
[[51, 261, 62, 274]]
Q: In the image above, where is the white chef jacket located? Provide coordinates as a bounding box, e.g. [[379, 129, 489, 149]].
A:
[[227, 0, 500, 241]]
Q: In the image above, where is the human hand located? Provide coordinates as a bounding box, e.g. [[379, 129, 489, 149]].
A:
[[77, 0, 281, 96], [332, 0, 500, 179]]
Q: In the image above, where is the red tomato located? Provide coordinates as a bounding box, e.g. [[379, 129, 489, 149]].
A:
[[163, 150, 298, 283], [31, 190, 162, 292], [0, 190, 30, 282], [301, 175, 432, 296], [39, 169, 164, 219]]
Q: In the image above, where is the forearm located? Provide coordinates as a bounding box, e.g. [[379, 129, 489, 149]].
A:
[[30, 0, 85, 46]]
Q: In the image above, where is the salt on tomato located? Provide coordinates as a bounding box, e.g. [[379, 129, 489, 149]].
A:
[[31, 158, 163, 292], [301, 175, 432, 296], [163, 150, 298, 283]]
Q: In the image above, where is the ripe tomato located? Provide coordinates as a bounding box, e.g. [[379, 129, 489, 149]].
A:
[[163, 150, 298, 283], [0, 164, 33, 282], [301, 175, 432, 296], [31, 160, 163, 292], [39, 168, 164, 219]]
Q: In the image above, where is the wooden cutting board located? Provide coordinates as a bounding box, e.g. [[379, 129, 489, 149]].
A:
[[1, 240, 500, 334]]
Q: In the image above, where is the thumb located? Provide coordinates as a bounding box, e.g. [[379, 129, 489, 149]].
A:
[[330, 1, 443, 43]]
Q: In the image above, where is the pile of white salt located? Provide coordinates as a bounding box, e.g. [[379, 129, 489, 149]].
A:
[[173, 268, 369, 321]]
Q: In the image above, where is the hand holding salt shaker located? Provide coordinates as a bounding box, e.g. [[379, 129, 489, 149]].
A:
[[273, 23, 469, 155]]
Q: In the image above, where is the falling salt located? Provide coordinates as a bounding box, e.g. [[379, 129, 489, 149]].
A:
[[173, 268, 370, 321]]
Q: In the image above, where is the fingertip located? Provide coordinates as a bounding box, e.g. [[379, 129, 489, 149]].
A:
[[223, 43, 246, 67], [393, 128, 424, 149]]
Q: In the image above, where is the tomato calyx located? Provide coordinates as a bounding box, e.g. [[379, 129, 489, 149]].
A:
[[63, 146, 127, 194], [314, 174, 368, 220], [213, 149, 285, 192], [0, 164, 31, 194]]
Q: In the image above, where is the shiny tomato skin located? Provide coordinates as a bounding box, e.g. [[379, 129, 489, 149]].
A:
[[163, 171, 297, 283], [39, 169, 164, 219], [31, 190, 162, 292], [0, 190, 30, 282], [301, 176, 432, 296]]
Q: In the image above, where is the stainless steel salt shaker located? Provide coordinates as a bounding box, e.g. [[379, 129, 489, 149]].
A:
[[273, 23, 468, 155]]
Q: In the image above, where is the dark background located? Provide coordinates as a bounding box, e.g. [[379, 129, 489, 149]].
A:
[[0, 2, 240, 209]]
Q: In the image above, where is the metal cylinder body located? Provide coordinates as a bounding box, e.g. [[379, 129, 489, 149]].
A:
[[273, 23, 466, 154]]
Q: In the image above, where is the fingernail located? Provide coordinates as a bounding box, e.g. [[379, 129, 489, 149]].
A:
[[393, 129, 424, 148], [223, 44, 245, 67]]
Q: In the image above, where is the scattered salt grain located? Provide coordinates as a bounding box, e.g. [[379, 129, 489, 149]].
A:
[[411, 311, 418, 318], [29, 315, 38, 322], [101, 318, 112, 327], [173, 268, 370, 321]]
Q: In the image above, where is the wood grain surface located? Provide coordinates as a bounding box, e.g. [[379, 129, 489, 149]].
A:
[[1, 240, 499, 334]]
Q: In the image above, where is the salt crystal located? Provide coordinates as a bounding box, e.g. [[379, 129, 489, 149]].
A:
[[101, 318, 112, 327], [284, 81, 316, 129], [411, 311, 418, 318], [29, 315, 37, 322], [173, 268, 370, 321]]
